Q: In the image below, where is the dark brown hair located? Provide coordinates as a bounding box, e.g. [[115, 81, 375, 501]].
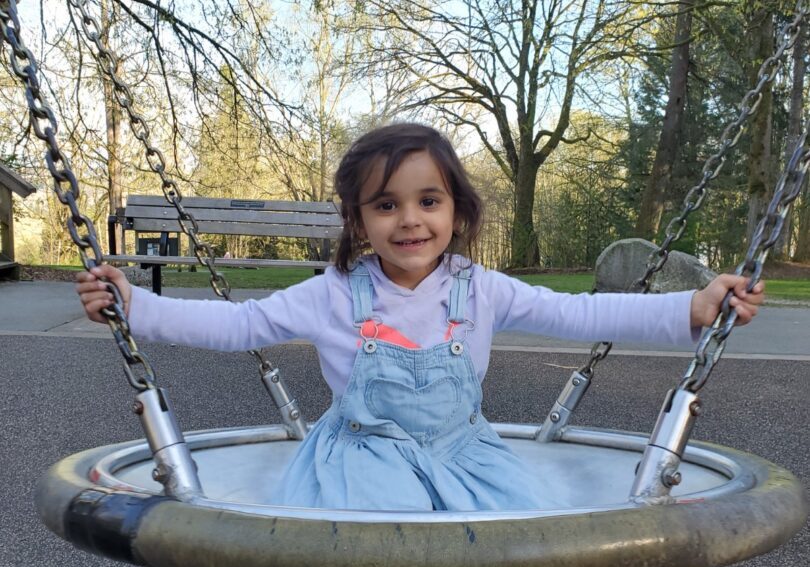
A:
[[333, 123, 483, 272]]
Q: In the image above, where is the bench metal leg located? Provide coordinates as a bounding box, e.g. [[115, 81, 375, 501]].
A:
[[147, 232, 170, 295], [108, 215, 118, 255], [152, 265, 162, 295], [139, 263, 162, 295]]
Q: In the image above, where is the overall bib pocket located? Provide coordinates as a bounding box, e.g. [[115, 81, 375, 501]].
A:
[[365, 375, 462, 438]]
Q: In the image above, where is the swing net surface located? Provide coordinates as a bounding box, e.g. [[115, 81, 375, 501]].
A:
[[1, 1, 806, 566]]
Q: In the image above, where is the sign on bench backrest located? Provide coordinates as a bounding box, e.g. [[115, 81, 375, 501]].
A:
[[230, 200, 264, 209]]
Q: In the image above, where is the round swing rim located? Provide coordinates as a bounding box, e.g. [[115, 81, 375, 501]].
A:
[[36, 423, 807, 567], [82, 423, 757, 522]]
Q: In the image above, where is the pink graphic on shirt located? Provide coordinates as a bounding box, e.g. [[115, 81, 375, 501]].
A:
[[359, 320, 420, 348], [356, 320, 460, 349], [444, 321, 459, 341]]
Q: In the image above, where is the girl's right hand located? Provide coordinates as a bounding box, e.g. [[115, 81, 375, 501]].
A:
[[75, 265, 132, 323]]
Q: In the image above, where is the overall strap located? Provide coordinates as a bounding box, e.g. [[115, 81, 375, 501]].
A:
[[348, 263, 374, 324], [447, 268, 472, 324]]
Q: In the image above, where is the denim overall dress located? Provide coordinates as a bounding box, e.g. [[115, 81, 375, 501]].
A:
[[272, 264, 543, 511]]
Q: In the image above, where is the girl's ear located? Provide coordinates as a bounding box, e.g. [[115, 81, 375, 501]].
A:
[[452, 217, 463, 237]]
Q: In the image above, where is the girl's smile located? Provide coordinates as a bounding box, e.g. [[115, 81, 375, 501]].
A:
[[358, 151, 456, 289], [395, 238, 429, 248]]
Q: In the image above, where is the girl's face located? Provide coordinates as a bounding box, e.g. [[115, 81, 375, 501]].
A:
[[358, 151, 456, 289]]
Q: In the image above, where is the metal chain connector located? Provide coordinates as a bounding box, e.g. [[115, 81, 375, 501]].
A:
[[579, 341, 612, 378], [0, 0, 156, 392]]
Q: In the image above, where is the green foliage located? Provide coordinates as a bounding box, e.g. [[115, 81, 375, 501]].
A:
[[535, 112, 635, 269], [608, 2, 801, 269]]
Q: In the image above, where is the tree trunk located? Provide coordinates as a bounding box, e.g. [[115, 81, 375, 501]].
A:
[[776, 22, 806, 259], [794, 185, 810, 262], [510, 150, 541, 267], [101, 0, 124, 254], [635, 1, 692, 239], [745, 6, 774, 245]]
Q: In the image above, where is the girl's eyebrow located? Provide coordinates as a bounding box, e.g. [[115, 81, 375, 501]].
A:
[[375, 187, 446, 197], [366, 186, 448, 204], [420, 187, 447, 195]]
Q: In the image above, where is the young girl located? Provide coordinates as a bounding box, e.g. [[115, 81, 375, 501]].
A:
[[77, 123, 764, 512]]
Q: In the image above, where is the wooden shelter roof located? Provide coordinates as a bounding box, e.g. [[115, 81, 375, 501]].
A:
[[0, 164, 36, 198]]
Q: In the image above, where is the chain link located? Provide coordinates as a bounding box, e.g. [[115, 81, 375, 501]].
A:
[[578, 341, 612, 378], [680, 119, 810, 393], [0, 0, 156, 391], [67, 0, 275, 372], [576, 1, 807, 378]]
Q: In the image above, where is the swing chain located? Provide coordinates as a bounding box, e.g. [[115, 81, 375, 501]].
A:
[[0, 0, 156, 391], [579, 341, 612, 378], [576, 1, 807, 381], [632, 90, 810, 504], [67, 0, 273, 374], [680, 118, 810, 393]]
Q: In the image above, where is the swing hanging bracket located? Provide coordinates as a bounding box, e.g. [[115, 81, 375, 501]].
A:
[[261, 367, 308, 440], [536, 370, 592, 442], [630, 388, 701, 504], [134, 387, 203, 501]]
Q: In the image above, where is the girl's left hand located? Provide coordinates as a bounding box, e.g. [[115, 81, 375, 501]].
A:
[[690, 274, 765, 328]]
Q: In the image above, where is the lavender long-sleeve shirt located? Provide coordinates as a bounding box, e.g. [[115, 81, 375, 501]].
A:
[[129, 255, 697, 395]]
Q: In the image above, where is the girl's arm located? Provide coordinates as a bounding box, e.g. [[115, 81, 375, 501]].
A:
[[481, 270, 764, 346], [76, 264, 329, 351]]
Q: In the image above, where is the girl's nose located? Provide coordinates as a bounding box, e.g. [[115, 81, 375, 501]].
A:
[[399, 204, 421, 227]]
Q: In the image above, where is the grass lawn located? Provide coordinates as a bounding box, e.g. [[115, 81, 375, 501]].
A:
[[162, 267, 316, 290], [33, 264, 810, 302], [159, 267, 598, 293], [764, 279, 810, 302]]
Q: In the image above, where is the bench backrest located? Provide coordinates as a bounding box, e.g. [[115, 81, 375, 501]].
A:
[[123, 195, 342, 239]]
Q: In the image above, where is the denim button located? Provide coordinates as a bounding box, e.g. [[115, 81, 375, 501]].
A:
[[349, 421, 361, 432], [451, 342, 464, 355], [469, 412, 477, 424], [363, 341, 377, 354]]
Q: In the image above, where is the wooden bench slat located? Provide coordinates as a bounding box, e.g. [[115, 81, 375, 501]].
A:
[[126, 195, 340, 214], [106, 255, 331, 269], [124, 205, 343, 227], [111, 196, 341, 294], [130, 218, 343, 239]]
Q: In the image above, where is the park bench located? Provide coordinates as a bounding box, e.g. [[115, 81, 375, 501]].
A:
[[106, 195, 342, 294]]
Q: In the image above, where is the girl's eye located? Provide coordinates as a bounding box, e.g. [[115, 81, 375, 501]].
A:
[[421, 198, 437, 207], [377, 201, 396, 211]]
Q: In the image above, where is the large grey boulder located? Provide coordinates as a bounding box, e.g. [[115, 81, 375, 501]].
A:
[[594, 238, 716, 293], [120, 265, 156, 288]]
